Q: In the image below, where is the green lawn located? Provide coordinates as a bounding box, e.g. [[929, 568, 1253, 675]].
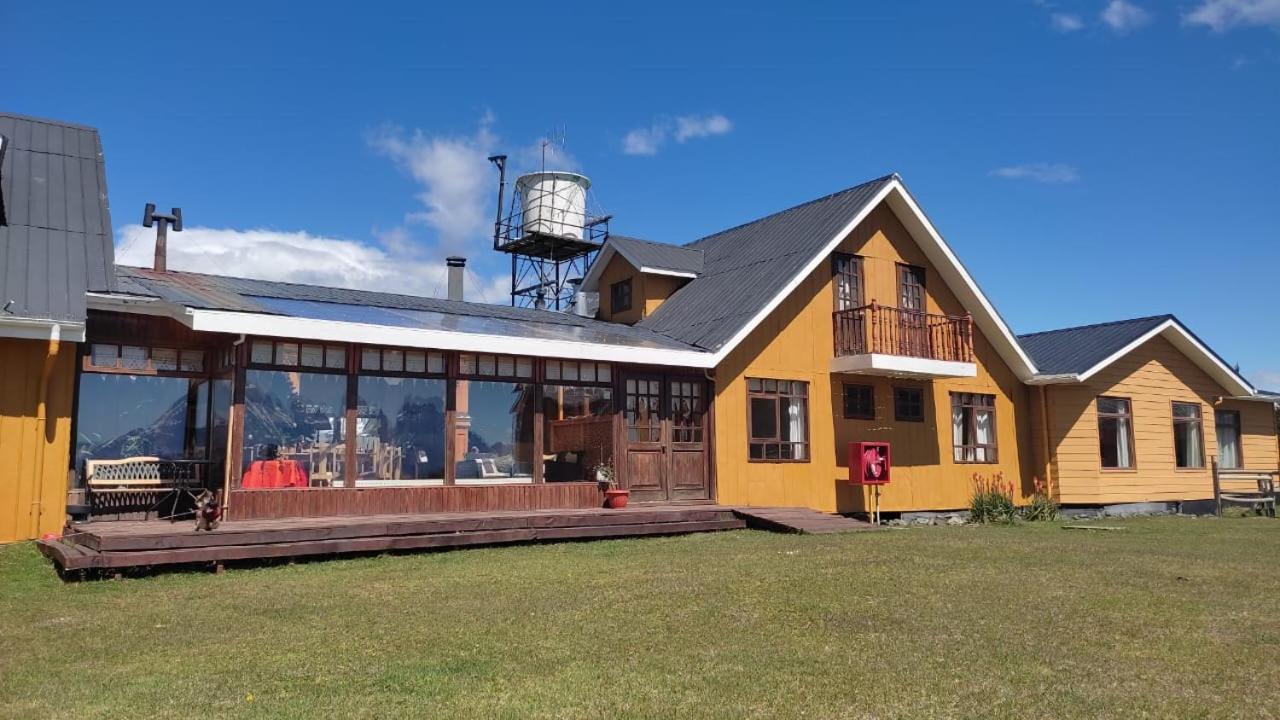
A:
[[1, 517, 1277, 719]]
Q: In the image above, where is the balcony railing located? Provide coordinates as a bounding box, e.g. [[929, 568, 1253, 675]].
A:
[[833, 303, 974, 363]]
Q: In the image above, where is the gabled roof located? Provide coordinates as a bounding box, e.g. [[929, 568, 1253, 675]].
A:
[[0, 112, 116, 339], [102, 265, 712, 366], [628, 174, 1038, 378], [1019, 314, 1254, 397], [581, 235, 704, 289]]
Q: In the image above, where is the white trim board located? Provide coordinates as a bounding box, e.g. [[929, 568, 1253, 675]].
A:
[[0, 317, 84, 343], [181, 308, 718, 368], [1026, 318, 1254, 397], [830, 353, 977, 378]]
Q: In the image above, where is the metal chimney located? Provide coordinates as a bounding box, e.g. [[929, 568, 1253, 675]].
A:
[[143, 204, 183, 272], [446, 256, 466, 301]]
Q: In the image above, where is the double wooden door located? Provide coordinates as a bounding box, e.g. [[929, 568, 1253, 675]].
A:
[[621, 373, 710, 502]]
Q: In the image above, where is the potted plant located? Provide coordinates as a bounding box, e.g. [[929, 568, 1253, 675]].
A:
[[595, 460, 629, 509]]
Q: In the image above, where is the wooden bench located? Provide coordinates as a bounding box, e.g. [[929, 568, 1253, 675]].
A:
[[1212, 460, 1277, 517]]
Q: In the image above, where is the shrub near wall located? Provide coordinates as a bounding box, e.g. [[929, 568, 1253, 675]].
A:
[[969, 472, 1016, 524]]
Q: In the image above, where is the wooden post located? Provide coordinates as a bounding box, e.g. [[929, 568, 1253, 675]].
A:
[[444, 377, 457, 486], [227, 342, 248, 495], [1212, 457, 1222, 517], [531, 383, 545, 484]]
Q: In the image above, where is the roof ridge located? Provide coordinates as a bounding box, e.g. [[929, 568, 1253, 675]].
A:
[[1018, 314, 1174, 339], [682, 173, 898, 248]]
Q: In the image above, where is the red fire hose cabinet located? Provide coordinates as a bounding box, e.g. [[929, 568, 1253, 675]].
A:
[[849, 441, 891, 486]]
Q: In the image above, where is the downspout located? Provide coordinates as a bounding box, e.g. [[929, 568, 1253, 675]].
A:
[[31, 324, 62, 538], [1037, 385, 1055, 501]]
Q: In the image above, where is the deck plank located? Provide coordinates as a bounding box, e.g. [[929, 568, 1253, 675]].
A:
[[732, 507, 879, 534]]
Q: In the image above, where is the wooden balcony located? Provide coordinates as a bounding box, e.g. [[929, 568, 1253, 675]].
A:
[[831, 303, 976, 378]]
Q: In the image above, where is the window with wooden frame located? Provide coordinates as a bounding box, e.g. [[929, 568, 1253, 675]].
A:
[[1172, 402, 1205, 469], [360, 347, 446, 375], [457, 352, 534, 380], [610, 278, 633, 313], [747, 378, 809, 462], [951, 392, 997, 463], [1215, 409, 1243, 470], [832, 253, 863, 311], [842, 383, 875, 420], [894, 386, 925, 422], [1097, 396, 1135, 469], [545, 359, 612, 385], [249, 339, 347, 371], [86, 343, 207, 375]]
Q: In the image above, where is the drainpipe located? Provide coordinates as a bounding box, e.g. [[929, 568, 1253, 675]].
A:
[[31, 324, 61, 538], [1037, 385, 1055, 501]]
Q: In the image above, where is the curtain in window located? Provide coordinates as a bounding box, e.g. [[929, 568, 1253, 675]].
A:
[[952, 406, 967, 462], [1217, 415, 1241, 469], [1186, 422, 1203, 468], [974, 408, 993, 462], [787, 398, 807, 460], [1114, 416, 1133, 468]]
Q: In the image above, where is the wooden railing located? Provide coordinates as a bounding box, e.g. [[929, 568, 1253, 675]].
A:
[[833, 303, 974, 363]]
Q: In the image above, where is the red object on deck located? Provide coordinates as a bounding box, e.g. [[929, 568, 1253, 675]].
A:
[[242, 459, 309, 489], [849, 442, 891, 485]]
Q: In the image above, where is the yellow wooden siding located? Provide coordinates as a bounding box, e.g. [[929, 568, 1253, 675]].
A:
[[0, 338, 76, 543], [713, 203, 1034, 513], [1045, 334, 1279, 504]]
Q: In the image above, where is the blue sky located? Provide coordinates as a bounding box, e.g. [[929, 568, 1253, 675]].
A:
[[4, 1, 1279, 383]]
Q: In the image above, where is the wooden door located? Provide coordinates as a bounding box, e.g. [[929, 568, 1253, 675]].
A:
[[667, 376, 709, 501], [623, 374, 667, 502], [897, 264, 927, 357]]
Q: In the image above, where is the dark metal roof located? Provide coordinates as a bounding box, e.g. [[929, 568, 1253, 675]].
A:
[[607, 235, 703, 275], [1016, 315, 1173, 376], [114, 265, 703, 352], [636, 175, 896, 351], [0, 112, 115, 325]]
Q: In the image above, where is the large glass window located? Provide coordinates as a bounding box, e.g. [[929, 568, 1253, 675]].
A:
[[542, 385, 614, 481], [1215, 410, 1243, 470], [74, 374, 208, 483], [1173, 402, 1205, 469], [747, 378, 809, 462], [356, 376, 447, 486], [458, 381, 536, 482], [242, 370, 348, 488], [1097, 396, 1135, 469], [951, 392, 997, 463]]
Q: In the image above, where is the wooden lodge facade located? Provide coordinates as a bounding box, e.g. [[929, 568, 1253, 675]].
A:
[[2, 110, 1277, 547]]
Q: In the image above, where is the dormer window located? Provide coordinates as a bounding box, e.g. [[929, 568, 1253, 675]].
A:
[[611, 278, 633, 313]]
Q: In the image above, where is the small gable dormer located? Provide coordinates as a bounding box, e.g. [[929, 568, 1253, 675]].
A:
[[582, 235, 702, 324]]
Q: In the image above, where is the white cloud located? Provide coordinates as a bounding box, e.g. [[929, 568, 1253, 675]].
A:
[[1184, 0, 1280, 30], [1101, 0, 1152, 32], [115, 225, 509, 303], [1250, 369, 1280, 391], [989, 163, 1081, 184], [622, 113, 733, 155], [367, 115, 498, 252], [1051, 12, 1086, 31], [674, 114, 733, 142]]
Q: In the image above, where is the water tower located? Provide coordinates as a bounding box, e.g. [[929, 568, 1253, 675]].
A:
[[489, 155, 610, 309]]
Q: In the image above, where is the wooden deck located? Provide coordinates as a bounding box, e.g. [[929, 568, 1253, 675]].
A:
[[38, 505, 746, 574], [733, 507, 880, 534]]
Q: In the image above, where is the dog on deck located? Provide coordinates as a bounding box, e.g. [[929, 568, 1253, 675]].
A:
[[194, 490, 223, 532]]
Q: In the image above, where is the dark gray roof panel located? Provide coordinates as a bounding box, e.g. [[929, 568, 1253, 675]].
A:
[[637, 175, 895, 351], [607, 235, 704, 275], [115, 266, 703, 352], [0, 112, 115, 325], [1016, 315, 1172, 376]]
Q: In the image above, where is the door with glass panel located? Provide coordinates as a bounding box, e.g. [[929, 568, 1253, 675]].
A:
[[621, 373, 710, 502], [897, 264, 928, 357], [667, 376, 709, 501], [623, 374, 667, 501]]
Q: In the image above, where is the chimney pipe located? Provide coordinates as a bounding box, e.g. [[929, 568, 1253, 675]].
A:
[[143, 204, 183, 273], [446, 256, 466, 301]]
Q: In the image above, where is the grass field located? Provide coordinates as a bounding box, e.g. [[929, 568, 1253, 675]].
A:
[[2, 516, 1277, 719]]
